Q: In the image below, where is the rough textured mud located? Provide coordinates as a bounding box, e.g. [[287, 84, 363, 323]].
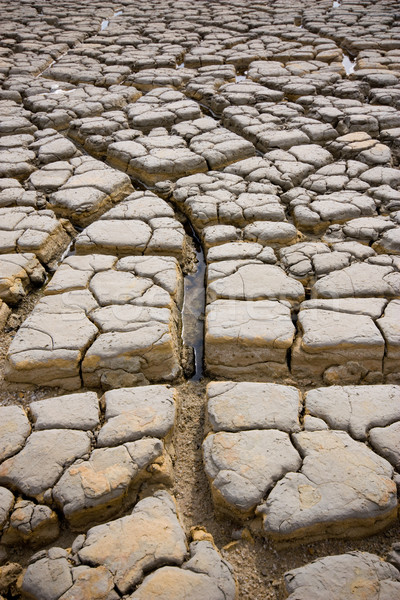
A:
[[1, 1, 400, 599]]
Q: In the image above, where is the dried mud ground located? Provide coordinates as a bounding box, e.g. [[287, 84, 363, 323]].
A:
[[1, 318, 400, 600]]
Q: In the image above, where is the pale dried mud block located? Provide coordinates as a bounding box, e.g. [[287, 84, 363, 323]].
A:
[[291, 300, 385, 384], [127, 88, 202, 132], [377, 300, 400, 381], [0, 139, 35, 181], [81, 259, 183, 389], [187, 126, 255, 170], [97, 385, 176, 447], [203, 429, 301, 519], [29, 161, 75, 193], [48, 160, 133, 227], [370, 421, 400, 471], [0, 207, 71, 264], [29, 129, 80, 165], [0, 406, 31, 463], [5, 290, 99, 390], [360, 166, 400, 188], [0, 253, 45, 305], [82, 321, 182, 390], [75, 191, 187, 264], [77, 491, 187, 594], [6, 290, 98, 390], [21, 492, 236, 600], [52, 438, 165, 529], [0, 429, 91, 502], [0, 179, 42, 210], [107, 136, 208, 187], [207, 242, 276, 264], [205, 299, 295, 380], [373, 227, 400, 255], [311, 262, 400, 299], [30, 392, 100, 431], [207, 262, 305, 305], [206, 381, 301, 433], [284, 552, 400, 600], [1, 500, 59, 547], [128, 540, 237, 600], [258, 430, 397, 543], [305, 385, 400, 440], [243, 221, 300, 246], [172, 169, 285, 233], [7, 253, 183, 390], [289, 190, 378, 234], [127, 68, 195, 92]]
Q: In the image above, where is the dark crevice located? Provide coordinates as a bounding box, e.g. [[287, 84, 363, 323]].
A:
[[182, 223, 206, 381]]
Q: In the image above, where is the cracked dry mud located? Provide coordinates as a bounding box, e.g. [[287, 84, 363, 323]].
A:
[[1, 1, 400, 599]]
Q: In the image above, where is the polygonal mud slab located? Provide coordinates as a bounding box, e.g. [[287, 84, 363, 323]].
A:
[[0, 253, 45, 305], [284, 551, 400, 600], [74, 190, 187, 264], [29, 129, 81, 165], [0, 134, 36, 181], [0, 385, 177, 530], [377, 300, 400, 382], [369, 422, 400, 472], [45, 157, 134, 227], [19, 491, 237, 600], [0, 487, 14, 532], [6, 255, 183, 390], [21, 491, 187, 597], [185, 124, 256, 170], [311, 262, 400, 299], [128, 539, 237, 600], [243, 221, 300, 246], [97, 385, 176, 447], [30, 392, 100, 431], [0, 406, 31, 462], [301, 160, 370, 195], [75, 492, 187, 592], [26, 83, 141, 131], [172, 168, 285, 233], [5, 289, 99, 390], [279, 240, 380, 286], [207, 261, 305, 305], [327, 131, 392, 165], [0, 178, 43, 210], [285, 189, 378, 234], [0, 207, 71, 264], [207, 242, 276, 265], [127, 88, 202, 132], [257, 430, 397, 543], [0, 429, 92, 502], [42, 55, 131, 88], [291, 299, 386, 385], [203, 429, 301, 518], [107, 119, 256, 187], [205, 299, 295, 380], [225, 103, 340, 155], [1, 499, 59, 547], [323, 215, 397, 247], [206, 381, 301, 433], [126, 68, 196, 92], [304, 384, 400, 441], [52, 437, 166, 529], [107, 134, 208, 187]]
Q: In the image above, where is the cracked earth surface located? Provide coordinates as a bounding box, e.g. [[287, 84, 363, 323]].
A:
[[1, 0, 400, 598]]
